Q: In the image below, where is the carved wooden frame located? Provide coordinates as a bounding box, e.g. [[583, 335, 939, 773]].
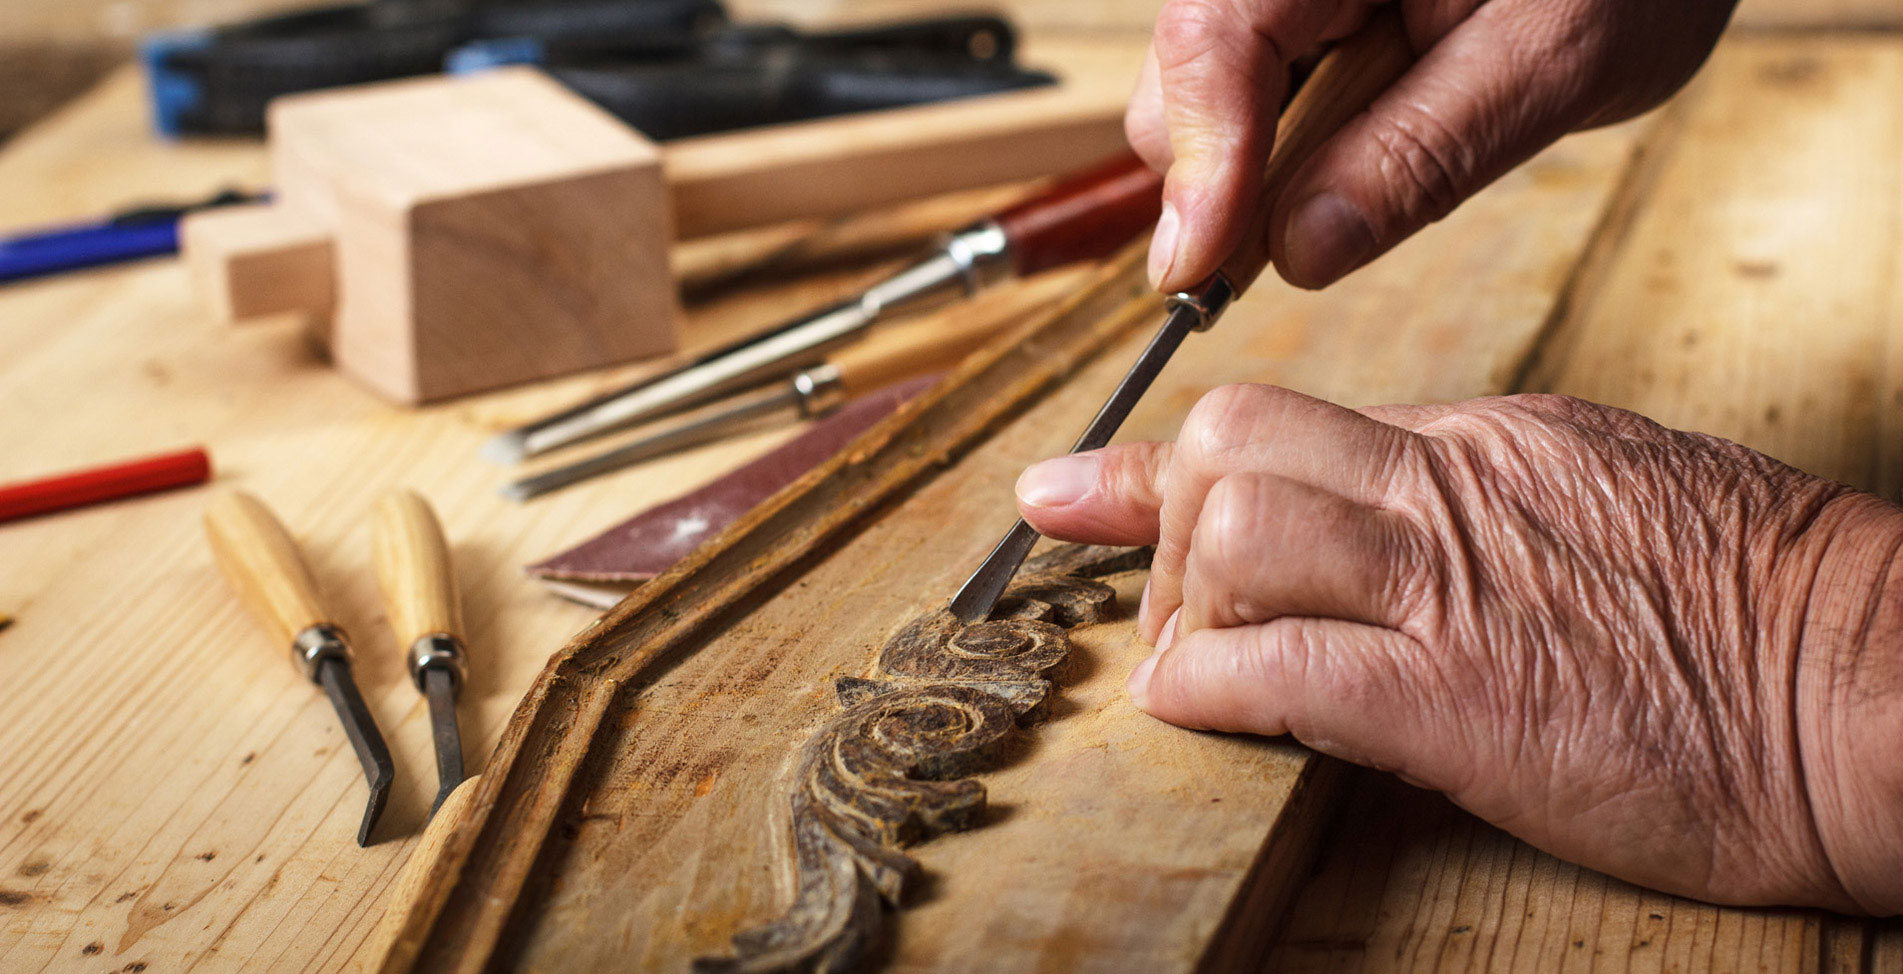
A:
[[373, 241, 1159, 974]]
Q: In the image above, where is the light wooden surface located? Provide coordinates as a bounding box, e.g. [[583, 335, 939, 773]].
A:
[[0, 67, 1021, 973], [1266, 33, 1903, 974], [2, 18, 1900, 974]]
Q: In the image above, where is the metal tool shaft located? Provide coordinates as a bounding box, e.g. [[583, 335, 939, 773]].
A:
[[500, 380, 810, 501], [315, 656, 395, 847], [422, 667, 463, 815], [486, 224, 1009, 464], [947, 278, 1234, 623]]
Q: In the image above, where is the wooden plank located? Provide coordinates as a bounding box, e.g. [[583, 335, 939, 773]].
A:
[[375, 108, 1656, 970], [0, 67, 1044, 973], [1269, 33, 1903, 974]]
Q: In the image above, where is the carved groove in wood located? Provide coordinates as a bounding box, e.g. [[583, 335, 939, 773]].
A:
[[695, 544, 1154, 973]]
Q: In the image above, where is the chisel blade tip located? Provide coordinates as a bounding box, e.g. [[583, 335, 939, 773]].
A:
[[495, 481, 536, 503]]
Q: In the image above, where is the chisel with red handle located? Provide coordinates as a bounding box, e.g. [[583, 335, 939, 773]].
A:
[[483, 150, 1164, 464]]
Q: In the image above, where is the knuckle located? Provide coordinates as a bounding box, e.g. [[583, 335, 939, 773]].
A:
[[1365, 103, 1476, 225], [1151, 0, 1240, 68], [1180, 383, 1276, 467]]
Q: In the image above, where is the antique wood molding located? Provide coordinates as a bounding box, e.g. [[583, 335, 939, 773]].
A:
[[374, 240, 1159, 974], [695, 544, 1153, 973]]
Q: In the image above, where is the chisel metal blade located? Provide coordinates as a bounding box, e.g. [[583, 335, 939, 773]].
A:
[[315, 657, 395, 847], [949, 288, 1223, 624], [423, 667, 465, 817]]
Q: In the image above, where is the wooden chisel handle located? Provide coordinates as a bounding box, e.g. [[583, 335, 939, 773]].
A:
[[372, 490, 468, 691], [830, 272, 1077, 396], [1218, 9, 1414, 293], [204, 491, 335, 661], [995, 151, 1163, 278]]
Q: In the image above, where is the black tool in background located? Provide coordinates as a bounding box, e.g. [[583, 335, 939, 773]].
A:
[[147, 0, 727, 136], [147, 0, 1051, 140]]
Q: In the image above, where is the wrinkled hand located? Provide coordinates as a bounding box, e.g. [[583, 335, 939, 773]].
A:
[[1128, 0, 1735, 290], [1016, 385, 1903, 914]]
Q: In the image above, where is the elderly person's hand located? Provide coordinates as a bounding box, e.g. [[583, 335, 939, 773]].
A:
[[1016, 386, 1903, 914], [1129, 0, 1736, 290]]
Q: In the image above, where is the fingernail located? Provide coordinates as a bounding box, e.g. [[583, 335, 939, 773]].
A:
[[1128, 654, 1158, 709], [1284, 192, 1375, 286], [1153, 608, 1180, 656], [1016, 454, 1099, 508], [1137, 579, 1152, 631], [1147, 202, 1180, 288]]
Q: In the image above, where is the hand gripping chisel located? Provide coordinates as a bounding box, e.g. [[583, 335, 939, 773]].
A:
[[948, 11, 1416, 623], [205, 491, 395, 846], [372, 490, 470, 817]]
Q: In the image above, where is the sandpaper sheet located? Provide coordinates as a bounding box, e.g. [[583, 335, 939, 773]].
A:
[[528, 375, 936, 587]]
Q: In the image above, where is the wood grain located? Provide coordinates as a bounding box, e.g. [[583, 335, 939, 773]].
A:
[[0, 66, 1092, 974], [370, 108, 1655, 974], [1269, 33, 1903, 974]]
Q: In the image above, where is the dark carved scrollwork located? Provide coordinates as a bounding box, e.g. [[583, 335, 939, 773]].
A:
[[695, 544, 1152, 974]]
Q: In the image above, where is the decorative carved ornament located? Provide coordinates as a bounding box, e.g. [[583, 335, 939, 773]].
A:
[[696, 544, 1154, 973]]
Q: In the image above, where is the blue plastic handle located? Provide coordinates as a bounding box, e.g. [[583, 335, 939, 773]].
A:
[[0, 218, 182, 284]]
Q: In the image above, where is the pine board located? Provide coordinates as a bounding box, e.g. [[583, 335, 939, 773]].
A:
[[1268, 33, 1903, 974], [381, 114, 1655, 970]]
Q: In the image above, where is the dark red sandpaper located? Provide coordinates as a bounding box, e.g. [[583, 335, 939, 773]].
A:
[[528, 376, 937, 584]]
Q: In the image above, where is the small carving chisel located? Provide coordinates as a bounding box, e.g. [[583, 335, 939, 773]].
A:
[[948, 11, 1416, 624], [372, 490, 469, 817], [498, 274, 1070, 501], [204, 491, 395, 846], [481, 150, 1163, 465]]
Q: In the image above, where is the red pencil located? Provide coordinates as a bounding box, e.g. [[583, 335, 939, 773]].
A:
[[0, 447, 212, 524]]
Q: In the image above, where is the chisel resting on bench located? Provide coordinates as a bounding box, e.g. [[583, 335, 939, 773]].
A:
[[483, 149, 1164, 464], [949, 9, 1416, 623]]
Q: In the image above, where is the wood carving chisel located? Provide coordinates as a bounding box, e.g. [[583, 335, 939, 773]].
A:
[[482, 149, 1163, 465], [372, 490, 469, 817], [204, 491, 394, 846], [498, 275, 1068, 501], [948, 11, 1416, 624]]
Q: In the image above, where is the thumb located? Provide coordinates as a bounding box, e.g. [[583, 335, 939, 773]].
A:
[[1268, 1, 1601, 289], [1146, 0, 1361, 291], [1016, 442, 1172, 546]]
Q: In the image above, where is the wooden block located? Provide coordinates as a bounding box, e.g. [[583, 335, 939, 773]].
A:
[[179, 202, 334, 322], [264, 68, 680, 404]]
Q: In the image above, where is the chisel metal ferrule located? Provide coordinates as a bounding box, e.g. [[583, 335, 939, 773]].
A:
[[407, 632, 467, 695], [1165, 272, 1237, 333], [942, 220, 1013, 292], [291, 622, 351, 682], [790, 362, 846, 417]]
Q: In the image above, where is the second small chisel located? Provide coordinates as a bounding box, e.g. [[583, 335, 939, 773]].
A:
[[371, 490, 470, 817]]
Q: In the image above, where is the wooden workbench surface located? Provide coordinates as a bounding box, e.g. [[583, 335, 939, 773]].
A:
[[2, 22, 1901, 974]]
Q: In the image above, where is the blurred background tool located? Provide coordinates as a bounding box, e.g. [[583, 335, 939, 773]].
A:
[[0, 446, 212, 524], [143, 0, 1050, 140], [949, 10, 1416, 624], [373, 491, 469, 818], [0, 190, 258, 284], [447, 13, 1051, 139], [204, 491, 395, 847], [143, 0, 724, 137], [499, 271, 1075, 500], [485, 149, 1162, 463]]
